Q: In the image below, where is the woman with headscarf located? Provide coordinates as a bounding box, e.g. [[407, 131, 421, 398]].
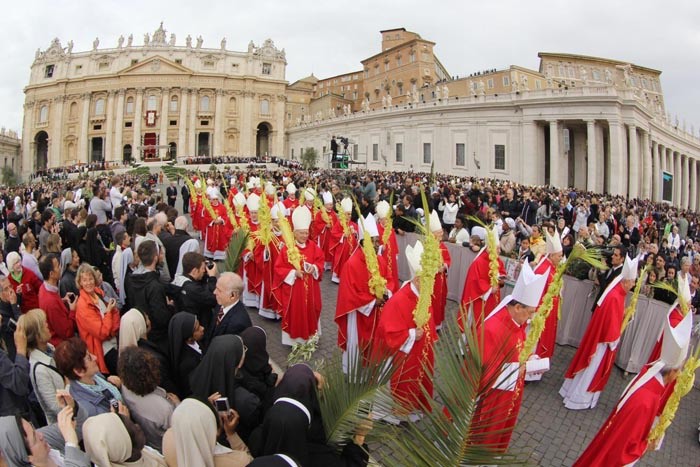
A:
[[246, 455, 301, 467], [162, 398, 252, 467], [6, 251, 43, 313], [189, 335, 262, 442], [83, 412, 166, 466], [249, 363, 369, 467], [120, 309, 178, 396], [167, 312, 205, 398], [238, 326, 278, 411], [20, 309, 65, 424], [0, 402, 91, 467]]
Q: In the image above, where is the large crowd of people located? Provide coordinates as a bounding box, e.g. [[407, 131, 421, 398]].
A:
[[0, 164, 697, 466]]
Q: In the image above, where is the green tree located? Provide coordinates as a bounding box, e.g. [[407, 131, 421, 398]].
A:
[[300, 147, 319, 170], [1, 167, 17, 186]]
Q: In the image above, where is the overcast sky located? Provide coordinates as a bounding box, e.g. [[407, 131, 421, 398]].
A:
[[2, 0, 700, 135]]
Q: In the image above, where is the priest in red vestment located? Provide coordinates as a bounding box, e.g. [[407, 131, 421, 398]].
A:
[[335, 214, 391, 372], [258, 202, 285, 320], [459, 226, 505, 331], [202, 191, 231, 261], [470, 261, 549, 452], [527, 230, 564, 378], [329, 198, 358, 284], [560, 254, 638, 410], [427, 210, 451, 330], [282, 183, 299, 215], [646, 274, 689, 364], [312, 191, 338, 271], [376, 240, 437, 422], [376, 200, 399, 293], [272, 205, 324, 346], [242, 193, 264, 308], [573, 310, 691, 466]]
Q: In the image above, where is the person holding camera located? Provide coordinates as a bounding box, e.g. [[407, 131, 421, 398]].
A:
[[0, 312, 31, 418], [175, 252, 219, 332], [0, 275, 22, 359]]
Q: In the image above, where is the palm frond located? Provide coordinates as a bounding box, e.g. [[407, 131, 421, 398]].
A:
[[287, 333, 319, 365], [223, 229, 249, 273], [375, 317, 527, 466]]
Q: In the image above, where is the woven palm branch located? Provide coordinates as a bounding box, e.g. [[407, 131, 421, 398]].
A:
[[223, 229, 249, 273], [375, 317, 526, 466]]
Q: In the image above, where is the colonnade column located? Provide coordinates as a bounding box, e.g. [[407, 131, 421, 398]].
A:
[[113, 89, 125, 162], [241, 91, 254, 155], [690, 158, 697, 212], [49, 96, 64, 168], [159, 88, 170, 159], [521, 121, 538, 185], [549, 120, 560, 187], [188, 90, 198, 156], [681, 154, 689, 210], [608, 121, 626, 196], [652, 141, 660, 202], [674, 151, 682, 207], [640, 130, 651, 200], [104, 90, 115, 164], [78, 93, 91, 164], [627, 124, 639, 199], [586, 119, 597, 192], [213, 89, 225, 156], [132, 88, 144, 161], [177, 88, 188, 161]]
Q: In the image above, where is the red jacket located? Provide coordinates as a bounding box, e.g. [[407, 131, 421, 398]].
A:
[[8, 267, 43, 313], [75, 288, 119, 374], [38, 283, 76, 347]]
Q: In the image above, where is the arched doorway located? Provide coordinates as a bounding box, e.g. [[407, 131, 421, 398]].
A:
[[123, 144, 132, 164], [168, 142, 177, 160], [34, 131, 48, 171], [256, 122, 271, 157]]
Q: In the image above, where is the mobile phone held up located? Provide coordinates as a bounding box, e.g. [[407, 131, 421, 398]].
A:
[[215, 397, 230, 413]]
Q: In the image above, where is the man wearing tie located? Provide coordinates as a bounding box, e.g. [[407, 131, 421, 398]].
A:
[[166, 181, 178, 208], [592, 246, 625, 311], [207, 272, 251, 344]]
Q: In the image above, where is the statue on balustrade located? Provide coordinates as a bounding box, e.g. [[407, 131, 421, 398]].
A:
[[186, 35, 192, 48], [196, 36, 203, 48], [127, 34, 133, 47], [117, 35, 124, 48]]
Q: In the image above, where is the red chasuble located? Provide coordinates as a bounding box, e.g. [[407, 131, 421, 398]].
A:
[[431, 243, 452, 328], [283, 197, 299, 215], [377, 224, 399, 294], [573, 366, 665, 467], [312, 209, 338, 264], [329, 220, 358, 278], [471, 305, 526, 452], [459, 250, 505, 331], [202, 202, 231, 256], [376, 283, 437, 413], [272, 241, 324, 341], [534, 257, 559, 358], [243, 222, 264, 296], [259, 234, 282, 317], [191, 195, 203, 232], [646, 306, 684, 364], [335, 249, 390, 357], [564, 282, 625, 392]]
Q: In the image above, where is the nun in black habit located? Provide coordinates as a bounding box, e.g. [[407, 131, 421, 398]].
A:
[[168, 312, 205, 398], [239, 326, 278, 411]]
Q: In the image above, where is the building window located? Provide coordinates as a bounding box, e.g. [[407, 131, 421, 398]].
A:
[[409, 52, 416, 63], [260, 99, 270, 115], [95, 98, 105, 115], [487, 79, 494, 89], [385, 62, 390, 72], [147, 95, 157, 111], [291, 148, 294, 159], [38, 105, 48, 123], [201, 120, 209, 126], [502, 76, 510, 87], [262, 63, 271, 75], [494, 144, 506, 170], [69, 102, 78, 118], [131, 59, 138, 66], [456, 143, 465, 166], [353, 143, 358, 160], [372, 143, 379, 161], [169, 120, 177, 126], [98, 62, 109, 71], [353, 91, 358, 100], [203, 60, 215, 69], [397, 56, 402, 67], [423, 143, 431, 164], [231, 63, 239, 71], [169, 95, 178, 112], [93, 124, 102, 130], [74, 65, 82, 73], [44, 65, 54, 78], [125, 97, 134, 114], [125, 121, 133, 128], [364, 69, 369, 78], [200, 96, 210, 111], [175, 59, 183, 64], [396, 143, 403, 162]]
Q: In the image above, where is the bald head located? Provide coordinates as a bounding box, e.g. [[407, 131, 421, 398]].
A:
[[174, 216, 189, 231], [215, 272, 244, 307]]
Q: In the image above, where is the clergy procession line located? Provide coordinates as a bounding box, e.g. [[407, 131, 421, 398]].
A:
[[184, 169, 698, 466], [0, 165, 697, 466]]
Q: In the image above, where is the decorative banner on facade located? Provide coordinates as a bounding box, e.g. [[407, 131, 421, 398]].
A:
[[145, 110, 157, 127]]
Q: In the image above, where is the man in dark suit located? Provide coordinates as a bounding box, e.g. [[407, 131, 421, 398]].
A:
[[207, 272, 251, 344], [592, 245, 626, 311], [166, 182, 178, 207], [518, 190, 539, 226], [181, 184, 190, 214], [162, 216, 195, 280]]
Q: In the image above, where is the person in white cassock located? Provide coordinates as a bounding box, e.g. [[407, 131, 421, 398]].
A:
[[469, 261, 549, 452], [560, 255, 639, 410]]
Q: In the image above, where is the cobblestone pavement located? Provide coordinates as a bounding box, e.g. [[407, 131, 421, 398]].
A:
[[162, 178, 698, 466], [247, 273, 700, 467]]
